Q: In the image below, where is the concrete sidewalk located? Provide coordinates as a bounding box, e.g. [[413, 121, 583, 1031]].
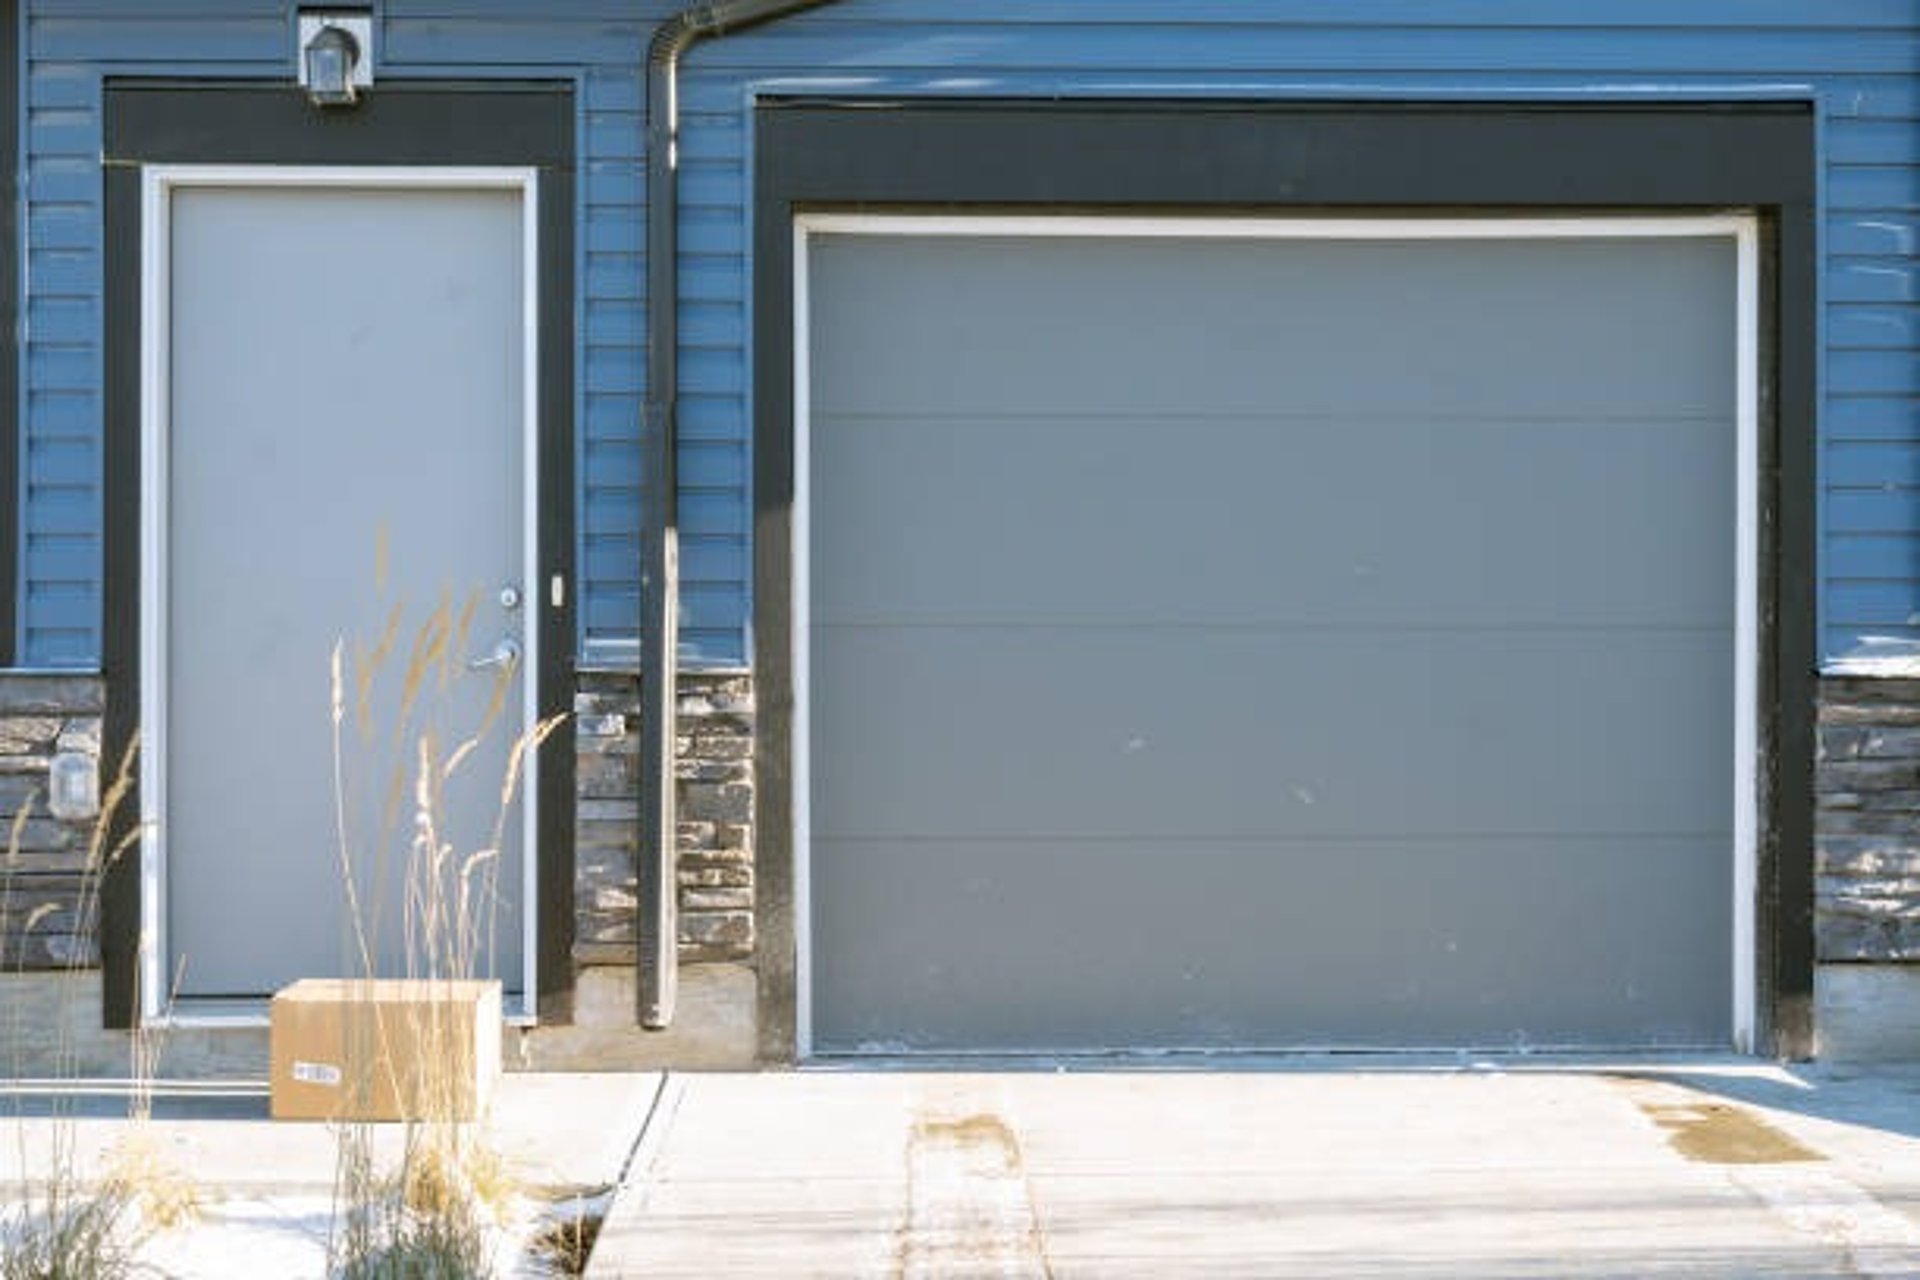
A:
[[590, 1062, 1920, 1278], [1, 1071, 659, 1197], [2, 1071, 662, 1277]]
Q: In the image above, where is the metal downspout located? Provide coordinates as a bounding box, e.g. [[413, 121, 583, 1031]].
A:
[[641, 0, 836, 1029]]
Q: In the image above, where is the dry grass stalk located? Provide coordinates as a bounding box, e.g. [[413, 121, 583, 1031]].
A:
[[325, 574, 565, 1279], [104, 955, 198, 1234], [2, 736, 185, 1277], [528, 1193, 606, 1278], [0, 1176, 138, 1280], [100, 1129, 198, 1234]]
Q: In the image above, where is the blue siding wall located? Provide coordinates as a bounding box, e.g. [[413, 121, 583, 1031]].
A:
[[21, 0, 710, 668], [18, 1, 1920, 671], [677, 0, 1916, 673]]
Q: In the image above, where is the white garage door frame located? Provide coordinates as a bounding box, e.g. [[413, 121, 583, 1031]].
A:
[[789, 211, 1762, 1058], [136, 164, 545, 1027]]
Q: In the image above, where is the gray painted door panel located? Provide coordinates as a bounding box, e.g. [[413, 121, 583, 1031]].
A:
[[808, 230, 1738, 1052], [814, 837, 1729, 1051], [813, 413, 1733, 628], [811, 237, 1733, 420], [166, 186, 527, 999], [812, 629, 1732, 841]]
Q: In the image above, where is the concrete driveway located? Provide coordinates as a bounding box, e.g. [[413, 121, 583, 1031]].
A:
[[590, 1062, 1920, 1278]]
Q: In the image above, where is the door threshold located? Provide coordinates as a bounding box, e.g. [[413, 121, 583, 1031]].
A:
[[157, 993, 536, 1029], [156, 997, 270, 1029]]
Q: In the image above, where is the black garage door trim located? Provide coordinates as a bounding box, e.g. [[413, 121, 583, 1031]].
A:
[[751, 100, 1817, 1062]]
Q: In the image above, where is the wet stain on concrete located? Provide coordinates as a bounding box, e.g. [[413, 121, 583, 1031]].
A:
[[1638, 1100, 1826, 1165]]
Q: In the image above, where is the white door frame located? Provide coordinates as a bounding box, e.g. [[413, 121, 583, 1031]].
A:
[[138, 165, 543, 1025], [791, 212, 1762, 1057]]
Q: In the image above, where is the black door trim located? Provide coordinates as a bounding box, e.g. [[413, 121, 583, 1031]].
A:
[[752, 99, 1817, 1061], [100, 82, 577, 1027]]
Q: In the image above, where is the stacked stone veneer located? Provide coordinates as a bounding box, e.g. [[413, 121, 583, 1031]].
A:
[[575, 671, 754, 967], [0, 675, 107, 970], [0, 666, 754, 992], [1817, 677, 1920, 962]]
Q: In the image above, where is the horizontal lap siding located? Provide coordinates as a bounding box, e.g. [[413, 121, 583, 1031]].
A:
[[686, 0, 1915, 671], [1819, 82, 1916, 664], [18, 2, 1920, 670], [19, 1, 731, 669], [23, 14, 103, 668]]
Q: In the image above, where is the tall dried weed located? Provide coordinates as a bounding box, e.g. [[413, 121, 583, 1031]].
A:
[[1, 740, 184, 1278], [323, 584, 563, 1280]]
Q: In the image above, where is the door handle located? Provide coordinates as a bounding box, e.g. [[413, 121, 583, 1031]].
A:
[[468, 637, 522, 673]]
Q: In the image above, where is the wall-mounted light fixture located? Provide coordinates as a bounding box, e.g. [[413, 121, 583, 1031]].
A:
[[48, 751, 98, 822], [297, 11, 374, 108]]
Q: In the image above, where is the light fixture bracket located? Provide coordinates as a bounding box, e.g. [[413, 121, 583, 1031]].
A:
[[297, 10, 375, 107]]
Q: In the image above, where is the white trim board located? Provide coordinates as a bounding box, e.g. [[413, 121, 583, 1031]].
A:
[[792, 216, 816, 1056], [1732, 221, 1762, 1052], [138, 164, 542, 1027], [791, 212, 1763, 1058]]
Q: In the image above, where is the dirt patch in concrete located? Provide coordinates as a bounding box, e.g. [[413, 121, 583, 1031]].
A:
[[912, 1113, 1023, 1173], [1637, 1100, 1826, 1165], [898, 1104, 1051, 1279]]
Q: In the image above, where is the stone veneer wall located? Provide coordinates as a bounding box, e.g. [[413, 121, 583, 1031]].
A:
[[0, 675, 107, 970], [0, 664, 754, 1003], [1816, 677, 1920, 962], [575, 670, 755, 968]]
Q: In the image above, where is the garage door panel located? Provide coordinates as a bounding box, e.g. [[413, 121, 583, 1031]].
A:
[[805, 223, 1741, 1052], [811, 234, 1736, 422], [812, 411, 1734, 629], [810, 836, 1732, 1053], [811, 626, 1732, 841]]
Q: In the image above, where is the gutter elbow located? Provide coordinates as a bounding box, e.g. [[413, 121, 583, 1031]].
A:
[[647, 13, 699, 75]]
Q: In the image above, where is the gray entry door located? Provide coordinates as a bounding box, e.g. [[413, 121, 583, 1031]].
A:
[[806, 226, 1740, 1053], [160, 181, 530, 1002]]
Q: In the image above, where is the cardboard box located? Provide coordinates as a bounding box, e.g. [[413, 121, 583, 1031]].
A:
[[269, 978, 502, 1122]]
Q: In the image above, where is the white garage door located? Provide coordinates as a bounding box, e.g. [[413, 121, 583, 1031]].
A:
[[801, 217, 1754, 1055]]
